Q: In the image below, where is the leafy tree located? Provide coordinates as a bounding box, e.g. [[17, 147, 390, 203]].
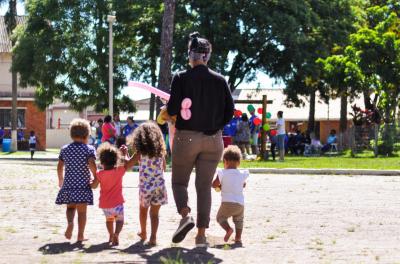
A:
[[12, 0, 136, 113]]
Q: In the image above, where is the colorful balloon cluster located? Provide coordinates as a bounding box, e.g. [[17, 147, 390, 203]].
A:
[[247, 104, 272, 131]]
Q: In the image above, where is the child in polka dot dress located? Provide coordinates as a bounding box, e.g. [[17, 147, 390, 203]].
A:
[[55, 118, 97, 242], [127, 121, 168, 246]]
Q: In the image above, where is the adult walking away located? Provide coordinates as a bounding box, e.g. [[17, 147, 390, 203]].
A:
[[101, 115, 116, 144], [167, 32, 234, 247], [276, 111, 286, 161]]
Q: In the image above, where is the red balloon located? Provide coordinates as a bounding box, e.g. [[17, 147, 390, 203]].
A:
[[234, 110, 242, 117], [257, 108, 263, 114], [253, 117, 262, 126], [270, 130, 277, 136]]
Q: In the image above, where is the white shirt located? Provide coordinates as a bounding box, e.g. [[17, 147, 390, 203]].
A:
[[29, 136, 36, 144], [217, 169, 249, 205], [114, 122, 121, 136], [276, 118, 285, 135]]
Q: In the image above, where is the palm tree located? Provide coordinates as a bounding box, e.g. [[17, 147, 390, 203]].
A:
[[1, 0, 18, 152]]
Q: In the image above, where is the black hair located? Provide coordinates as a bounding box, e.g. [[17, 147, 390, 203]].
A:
[[98, 118, 103, 123], [104, 115, 112, 123], [97, 142, 120, 170], [241, 113, 249, 122], [278, 111, 283, 118], [127, 116, 134, 122], [188, 32, 211, 54]]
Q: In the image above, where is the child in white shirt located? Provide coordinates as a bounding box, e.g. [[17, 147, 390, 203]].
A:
[[212, 145, 249, 243]]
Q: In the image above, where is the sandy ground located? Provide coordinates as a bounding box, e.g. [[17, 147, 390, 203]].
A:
[[0, 160, 400, 264]]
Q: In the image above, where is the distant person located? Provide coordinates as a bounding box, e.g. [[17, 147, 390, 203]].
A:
[[91, 142, 138, 246], [0, 126, 4, 145], [212, 145, 249, 244], [113, 114, 122, 137], [269, 131, 277, 161], [29, 131, 37, 160], [122, 117, 138, 137], [248, 109, 260, 155], [322, 129, 337, 152], [276, 111, 286, 161], [96, 119, 103, 147], [102, 115, 116, 144], [128, 122, 168, 246], [234, 113, 251, 157], [55, 118, 97, 242], [17, 129, 24, 141]]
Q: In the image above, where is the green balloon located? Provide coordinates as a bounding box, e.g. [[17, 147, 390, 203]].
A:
[[266, 112, 272, 119], [247, 105, 255, 112], [263, 124, 270, 131]]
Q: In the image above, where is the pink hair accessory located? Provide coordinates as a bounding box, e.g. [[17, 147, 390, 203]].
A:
[[180, 98, 192, 120]]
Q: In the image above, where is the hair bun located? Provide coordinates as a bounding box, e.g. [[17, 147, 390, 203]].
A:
[[189, 32, 201, 39]]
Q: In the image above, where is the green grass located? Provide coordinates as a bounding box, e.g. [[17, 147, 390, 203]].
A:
[[230, 150, 400, 170]]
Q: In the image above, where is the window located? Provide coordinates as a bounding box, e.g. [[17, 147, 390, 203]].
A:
[[0, 109, 26, 128]]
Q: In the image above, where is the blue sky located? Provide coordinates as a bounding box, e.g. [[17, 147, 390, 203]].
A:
[[1, 3, 282, 100]]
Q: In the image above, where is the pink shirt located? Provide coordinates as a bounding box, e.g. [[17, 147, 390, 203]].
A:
[[96, 166, 126, 208], [101, 122, 116, 142]]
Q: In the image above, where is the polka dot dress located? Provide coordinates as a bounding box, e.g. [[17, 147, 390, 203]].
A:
[[55, 142, 96, 205]]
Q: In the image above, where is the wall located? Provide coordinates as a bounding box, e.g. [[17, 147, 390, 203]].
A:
[[0, 53, 35, 94], [0, 100, 46, 150], [46, 129, 71, 148]]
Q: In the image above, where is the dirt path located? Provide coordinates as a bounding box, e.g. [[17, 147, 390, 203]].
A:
[[0, 160, 399, 263]]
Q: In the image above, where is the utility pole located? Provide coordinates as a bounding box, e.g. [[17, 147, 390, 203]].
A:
[[107, 13, 116, 117]]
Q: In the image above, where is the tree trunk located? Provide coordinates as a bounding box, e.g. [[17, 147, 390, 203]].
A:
[[339, 94, 348, 151], [156, 0, 175, 114], [363, 90, 372, 110], [339, 94, 348, 133], [9, 0, 18, 152], [149, 56, 157, 120], [307, 90, 316, 134]]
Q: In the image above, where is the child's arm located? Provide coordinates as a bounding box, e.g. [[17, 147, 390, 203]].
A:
[[57, 160, 64, 188], [212, 176, 221, 189], [91, 175, 99, 189], [124, 152, 140, 170], [88, 157, 97, 177]]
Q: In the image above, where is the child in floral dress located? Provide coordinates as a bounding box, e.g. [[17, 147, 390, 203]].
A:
[[127, 121, 168, 246]]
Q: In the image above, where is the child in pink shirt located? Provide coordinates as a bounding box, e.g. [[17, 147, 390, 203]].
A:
[[91, 142, 138, 246]]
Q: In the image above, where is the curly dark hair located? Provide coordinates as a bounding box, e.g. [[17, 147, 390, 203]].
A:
[[97, 142, 120, 170], [127, 121, 166, 158]]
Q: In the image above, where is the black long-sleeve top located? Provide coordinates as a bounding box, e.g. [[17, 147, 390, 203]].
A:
[[167, 65, 234, 134]]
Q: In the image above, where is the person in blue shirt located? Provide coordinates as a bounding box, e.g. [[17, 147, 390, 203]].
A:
[[248, 110, 260, 155], [122, 116, 138, 137], [322, 129, 337, 152], [17, 129, 25, 141], [0, 126, 4, 145]]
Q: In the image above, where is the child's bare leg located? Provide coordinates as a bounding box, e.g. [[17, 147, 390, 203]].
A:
[[76, 203, 87, 242], [219, 221, 234, 242], [112, 220, 124, 246], [138, 206, 148, 241], [234, 228, 242, 243], [106, 219, 114, 242], [65, 204, 76, 240], [149, 205, 160, 245]]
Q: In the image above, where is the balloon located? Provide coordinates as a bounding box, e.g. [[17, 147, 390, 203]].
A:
[[257, 108, 263, 114], [253, 117, 262, 126], [266, 112, 272, 119], [247, 105, 255, 113], [128, 81, 170, 100], [234, 110, 242, 117], [180, 98, 192, 120], [263, 124, 270, 131], [270, 130, 277, 136]]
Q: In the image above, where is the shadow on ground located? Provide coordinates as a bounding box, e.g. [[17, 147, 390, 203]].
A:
[[38, 242, 83, 255], [120, 243, 223, 263]]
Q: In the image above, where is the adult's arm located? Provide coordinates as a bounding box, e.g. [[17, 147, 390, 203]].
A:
[[167, 74, 182, 116], [223, 79, 234, 125]]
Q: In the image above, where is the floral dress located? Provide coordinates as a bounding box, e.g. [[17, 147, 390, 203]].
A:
[[138, 156, 168, 208]]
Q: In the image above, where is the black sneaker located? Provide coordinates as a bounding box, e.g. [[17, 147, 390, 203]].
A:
[[172, 216, 195, 243]]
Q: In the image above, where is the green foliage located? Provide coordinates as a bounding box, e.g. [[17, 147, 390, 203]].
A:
[[12, 0, 136, 113]]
